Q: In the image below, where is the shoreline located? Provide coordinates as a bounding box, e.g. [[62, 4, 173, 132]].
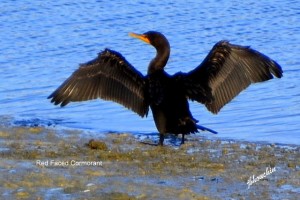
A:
[[0, 125, 299, 199]]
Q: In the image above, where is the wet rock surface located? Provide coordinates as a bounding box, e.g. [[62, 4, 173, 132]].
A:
[[0, 125, 299, 199]]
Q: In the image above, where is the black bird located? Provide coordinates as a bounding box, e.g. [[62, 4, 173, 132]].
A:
[[48, 31, 283, 145]]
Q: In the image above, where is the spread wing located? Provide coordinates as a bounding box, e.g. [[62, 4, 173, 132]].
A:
[[179, 40, 283, 114], [48, 49, 149, 117]]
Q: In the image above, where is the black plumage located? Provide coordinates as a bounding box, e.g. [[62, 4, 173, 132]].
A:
[[48, 31, 283, 145], [49, 49, 148, 116]]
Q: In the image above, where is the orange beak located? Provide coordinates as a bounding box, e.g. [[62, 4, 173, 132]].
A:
[[129, 32, 150, 44]]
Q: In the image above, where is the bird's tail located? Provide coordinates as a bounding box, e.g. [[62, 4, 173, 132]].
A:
[[197, 124, 218, 134]]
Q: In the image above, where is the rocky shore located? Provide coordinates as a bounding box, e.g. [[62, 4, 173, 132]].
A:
[[0, 125, 299, 199]]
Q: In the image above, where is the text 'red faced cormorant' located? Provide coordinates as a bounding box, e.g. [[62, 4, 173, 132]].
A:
[[48, 31, 283, 145]]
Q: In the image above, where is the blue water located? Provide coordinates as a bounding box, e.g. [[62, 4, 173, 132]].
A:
[[1, 0, 299, 145]]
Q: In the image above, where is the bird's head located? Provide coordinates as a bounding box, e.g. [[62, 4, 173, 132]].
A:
[[129, 31, 170, 73], [129, 31, 170, 51]]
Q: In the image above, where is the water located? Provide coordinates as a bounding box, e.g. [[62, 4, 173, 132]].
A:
[[1, 0, 299, 145]]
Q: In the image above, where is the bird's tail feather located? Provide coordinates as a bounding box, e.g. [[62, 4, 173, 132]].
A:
[[197, 125, 218, 134]]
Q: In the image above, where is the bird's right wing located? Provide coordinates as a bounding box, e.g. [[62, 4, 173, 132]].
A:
[[175, 41, 283, 114], [48, 49, 149, 117]]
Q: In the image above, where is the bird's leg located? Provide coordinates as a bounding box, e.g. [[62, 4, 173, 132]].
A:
[[159, 134, 164, 146], [181, 134, 185, 145]]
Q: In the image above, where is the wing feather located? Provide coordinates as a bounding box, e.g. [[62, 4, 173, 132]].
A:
[[48, 49, 149, 117], [184, 41, 283, 114]]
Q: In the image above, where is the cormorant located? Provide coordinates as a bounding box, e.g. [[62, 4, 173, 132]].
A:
[[48, 31, 283, 145]]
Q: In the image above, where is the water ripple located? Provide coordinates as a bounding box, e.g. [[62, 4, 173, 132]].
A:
[[0, 0, 299, 145]]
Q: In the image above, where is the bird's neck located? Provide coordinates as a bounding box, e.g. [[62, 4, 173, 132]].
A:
[[148, 44, 170, 74]]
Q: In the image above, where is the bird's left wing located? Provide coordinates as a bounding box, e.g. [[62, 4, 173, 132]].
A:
[[175, 41, 283, 114], [48, 49, 149, 117]]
